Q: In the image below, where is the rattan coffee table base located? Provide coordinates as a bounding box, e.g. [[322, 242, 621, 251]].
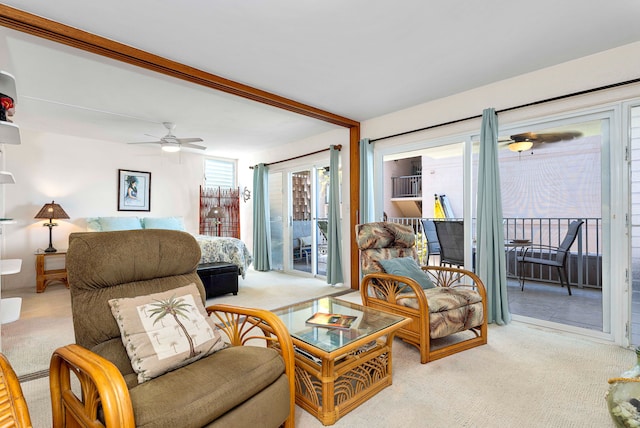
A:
[[294, 337, 396, 425]]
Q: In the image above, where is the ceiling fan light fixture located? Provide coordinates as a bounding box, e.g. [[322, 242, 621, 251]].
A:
[[161, 142, 180, 152], [508, 141, 533, 153]]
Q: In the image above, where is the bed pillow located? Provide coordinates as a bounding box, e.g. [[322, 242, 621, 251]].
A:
[[108, 283, 225, 384], [379, 257, 435, 289], [98, 216, 142, 231], [142, 216, 185, 231], [86, 217, 102, 232]]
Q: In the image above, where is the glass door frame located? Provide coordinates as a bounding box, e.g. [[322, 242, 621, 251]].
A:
[[374, 105, 624, 345], [268, 158, 329, 278]]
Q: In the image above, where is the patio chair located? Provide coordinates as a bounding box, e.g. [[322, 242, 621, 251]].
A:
[[356, 222, 487, 364], [517, 220, 584, 296], [433, 220, 465, 268], [420, 219, 441, 262]]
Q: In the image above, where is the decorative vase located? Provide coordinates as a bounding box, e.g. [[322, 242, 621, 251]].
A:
[[607, 347, 640, 427]]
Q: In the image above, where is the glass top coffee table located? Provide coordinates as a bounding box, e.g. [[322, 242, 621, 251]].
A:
[[271, 296, 409, 425]]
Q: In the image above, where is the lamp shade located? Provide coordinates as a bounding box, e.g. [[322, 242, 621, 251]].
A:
[[34, 201, 70, 220], [207, 206, 225, 219]]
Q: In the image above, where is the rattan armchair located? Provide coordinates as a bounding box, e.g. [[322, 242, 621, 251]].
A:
[[361, 267, 487, 363], [50, 306, 295, 428], [50, 229, 295, 428], [357, 222, 487, 364], [0, 352, 32, 427]]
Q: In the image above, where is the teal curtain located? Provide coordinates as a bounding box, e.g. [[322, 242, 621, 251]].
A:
[[252, 163, 271, 271], [476, 108, 511, 325], [359, 138, 375, 223], [327, 145, 344, 285]]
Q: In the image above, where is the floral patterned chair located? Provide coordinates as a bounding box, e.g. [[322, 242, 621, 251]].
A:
[[356, 222, 487, 364]]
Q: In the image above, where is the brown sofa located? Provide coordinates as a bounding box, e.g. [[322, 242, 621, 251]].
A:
[[50, 229, 295, 427]]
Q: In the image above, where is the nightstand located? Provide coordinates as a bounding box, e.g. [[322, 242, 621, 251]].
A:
[[35, 250, 68, 293]]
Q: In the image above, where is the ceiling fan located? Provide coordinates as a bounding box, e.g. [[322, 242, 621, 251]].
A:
[[129, 122, 206, 152], [499, 131, 583, 152]]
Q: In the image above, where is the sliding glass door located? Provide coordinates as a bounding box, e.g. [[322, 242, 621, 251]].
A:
[[376, 108, 616, 341], [268, 161, 330, 277], [629, 104, 640, 346], [478, 115, 608, 335], [291, 169, 313, 274]]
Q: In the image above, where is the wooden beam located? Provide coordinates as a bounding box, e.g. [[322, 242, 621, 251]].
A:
[[0, 4, 360, 128], [0, 4, 363, 287], [349, 127, 361, 289]]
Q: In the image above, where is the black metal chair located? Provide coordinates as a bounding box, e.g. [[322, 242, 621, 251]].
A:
[[420, 219, 441, 262], [517, 220, 584, 295], [433, 220, 465, 268]]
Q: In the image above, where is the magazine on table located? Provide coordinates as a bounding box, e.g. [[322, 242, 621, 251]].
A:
[[305, 312, 358, 329]]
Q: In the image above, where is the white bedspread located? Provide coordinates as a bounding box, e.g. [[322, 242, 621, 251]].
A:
[[193, 235, 253, 278]]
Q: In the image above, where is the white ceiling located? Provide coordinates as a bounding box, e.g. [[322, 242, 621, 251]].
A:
[[1, 1, 640, 158]]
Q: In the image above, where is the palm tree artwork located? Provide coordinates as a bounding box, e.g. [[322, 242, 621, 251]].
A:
[[148, 294, 199, 358]]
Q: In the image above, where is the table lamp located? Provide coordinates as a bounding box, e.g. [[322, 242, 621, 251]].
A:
[[207, 206, 225, 236], [34, 200, 69, 253]]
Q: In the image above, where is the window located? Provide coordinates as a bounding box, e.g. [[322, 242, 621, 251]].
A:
[[204, 158, 236, 188]]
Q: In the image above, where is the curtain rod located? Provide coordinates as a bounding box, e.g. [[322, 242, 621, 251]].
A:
[[370, 76, 640, 143], [250, 144, 342, 169]]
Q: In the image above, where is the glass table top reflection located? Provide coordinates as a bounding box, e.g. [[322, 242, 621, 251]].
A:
[[271, 296, 406, 353]]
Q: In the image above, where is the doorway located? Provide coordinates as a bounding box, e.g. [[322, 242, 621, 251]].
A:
[[269, 164, 330, 277], [489, 117, 606, 333], [378, 111, 611, 338]]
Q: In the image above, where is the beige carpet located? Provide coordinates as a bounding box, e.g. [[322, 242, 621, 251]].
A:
[[5, 271, 632, 427], [295, 292, 627, 428]]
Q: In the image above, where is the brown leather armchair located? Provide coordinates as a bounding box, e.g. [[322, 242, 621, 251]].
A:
[[50, 229, 295, 428]]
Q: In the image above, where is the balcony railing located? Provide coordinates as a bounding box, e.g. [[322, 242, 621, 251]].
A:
[[388, 217, 602, 289], [391, 175, 422, 198]]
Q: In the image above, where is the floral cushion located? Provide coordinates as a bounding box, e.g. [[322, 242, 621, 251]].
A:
[[108, 283, 225, 384], [397, 287, 484, 339], [355, 222, 416, 250], [360, 247, 418, 275]]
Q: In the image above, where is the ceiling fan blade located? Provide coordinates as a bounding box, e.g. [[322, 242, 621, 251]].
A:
[[176, 137, 204, 144], [510, 131, 582, 143], [128, 141, 162, 145], [181, 143, 207, 150]]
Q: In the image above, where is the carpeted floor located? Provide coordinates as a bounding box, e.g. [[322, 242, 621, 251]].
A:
[[4, 270, 631, 427]]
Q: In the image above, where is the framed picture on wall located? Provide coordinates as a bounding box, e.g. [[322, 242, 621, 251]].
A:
[[118, 169, 151, 211]]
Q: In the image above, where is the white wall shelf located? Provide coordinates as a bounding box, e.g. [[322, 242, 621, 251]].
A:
[[0, 259, 21, 324], [0, 71, 17, 103], [0, 259, 21, 275], [0, 71, 20, 145]]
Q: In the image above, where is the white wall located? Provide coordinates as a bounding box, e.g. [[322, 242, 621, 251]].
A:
[[363, 41, 640, 145], [1, 128, 205, 290], [4, 41, 640, 292]]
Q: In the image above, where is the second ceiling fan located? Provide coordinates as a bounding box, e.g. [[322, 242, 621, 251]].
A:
[[500, 131, 582, 152], [129, 122, 206, 152]]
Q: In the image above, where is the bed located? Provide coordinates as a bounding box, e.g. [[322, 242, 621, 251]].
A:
[[194, 234, 252, 278], [86, 216, 253, 278]]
